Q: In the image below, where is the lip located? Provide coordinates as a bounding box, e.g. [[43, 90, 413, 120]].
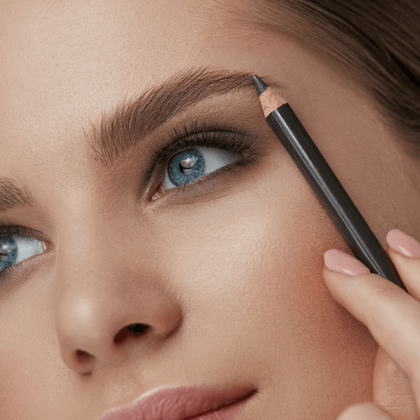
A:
[[99, 385, 256, 420]]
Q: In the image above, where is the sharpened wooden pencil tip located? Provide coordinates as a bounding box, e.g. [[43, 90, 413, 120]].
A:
[[253, 75, 268, 95], [257, 87, 288, 118]]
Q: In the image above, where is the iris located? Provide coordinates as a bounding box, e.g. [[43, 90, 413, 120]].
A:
[[168, 149, 205, 186], [0, 238, 18, 272]]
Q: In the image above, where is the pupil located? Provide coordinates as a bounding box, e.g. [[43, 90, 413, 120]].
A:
[[180, 156, 197, 175], [168, 149, 205, 186]]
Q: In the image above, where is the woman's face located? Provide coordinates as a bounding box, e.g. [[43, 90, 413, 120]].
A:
[[1, 1, 420, 419]]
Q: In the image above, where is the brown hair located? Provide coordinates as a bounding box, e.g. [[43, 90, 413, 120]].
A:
[[211, 0, 420, 160]]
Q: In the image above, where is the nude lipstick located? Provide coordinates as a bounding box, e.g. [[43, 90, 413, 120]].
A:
[[99, 385, 255, 420], [253, 74, 407, 292]]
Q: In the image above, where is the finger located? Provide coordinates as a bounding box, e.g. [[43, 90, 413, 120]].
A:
[[373, 345, 417, 420], [386, 229, 420, 300], [337, 402, 394, 420], [322, 248, 420, 390]]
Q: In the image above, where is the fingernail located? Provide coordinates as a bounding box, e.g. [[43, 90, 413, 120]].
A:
[[324, 249, 371, 276], [386, 229, 420, 258]]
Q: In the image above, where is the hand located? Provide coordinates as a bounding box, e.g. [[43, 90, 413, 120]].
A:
[[323, 229, 420, 420]]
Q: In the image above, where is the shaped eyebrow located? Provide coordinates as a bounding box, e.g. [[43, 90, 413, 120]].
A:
[[0, 68, 284, 213], [0, 178, 37, 213], [85, 67, 284, 167]]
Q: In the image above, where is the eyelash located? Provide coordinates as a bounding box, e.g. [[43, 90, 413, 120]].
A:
[[146, 120, 260, 200]]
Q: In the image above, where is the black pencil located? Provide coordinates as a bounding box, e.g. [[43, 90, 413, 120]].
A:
[[253, 74, 407, 292]]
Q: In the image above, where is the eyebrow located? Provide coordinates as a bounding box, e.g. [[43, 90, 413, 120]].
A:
[[0, 177, 37, 213], [85, 66, 284, 167], [0, 68, 284, 213]]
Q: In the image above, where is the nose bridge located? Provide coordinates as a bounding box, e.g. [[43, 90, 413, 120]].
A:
[[57, 211, 113, 279], [54, 209, 126, 342], [55, 210, 158, 300], [54, 202, 161, 290]]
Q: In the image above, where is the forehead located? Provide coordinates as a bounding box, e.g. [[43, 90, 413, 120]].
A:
[[0, 0, 214, 78], [0, 0, 222, 156], [0, 0, 292, 174]]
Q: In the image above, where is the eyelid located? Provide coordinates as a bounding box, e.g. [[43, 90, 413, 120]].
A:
[[0, 222, 50, 240], [144, 121, 262, 201], [0, 222, 52, 254], [152, 159, 258, 205], [144, 119, 259, 180]]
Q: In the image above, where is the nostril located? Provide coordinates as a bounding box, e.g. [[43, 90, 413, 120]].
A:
[[75, 349, 92, 364], [124, 323, 149, 335], [114, 324, 149, 345]]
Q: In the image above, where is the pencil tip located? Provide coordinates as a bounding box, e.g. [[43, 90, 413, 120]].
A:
[[253, 75, 268, 95]]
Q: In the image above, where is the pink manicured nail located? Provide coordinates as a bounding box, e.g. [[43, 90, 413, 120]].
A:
[[386, 229, 420, 258], [324, 249, 371, 276]]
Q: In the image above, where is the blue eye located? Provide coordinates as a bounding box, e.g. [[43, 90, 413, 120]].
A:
[[163, 146, 239, 189], [147, 123, 261, 201], [0, 234, 46, 275]]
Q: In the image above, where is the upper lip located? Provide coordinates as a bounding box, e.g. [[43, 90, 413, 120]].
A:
[[99, 385, 256, 420]]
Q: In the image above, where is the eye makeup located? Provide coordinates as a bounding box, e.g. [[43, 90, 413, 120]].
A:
[[253, 75, 407, 292], [146, 119, 264, 201]]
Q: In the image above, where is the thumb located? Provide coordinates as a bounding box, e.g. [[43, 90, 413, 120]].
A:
[[373, 345, 417, 420]]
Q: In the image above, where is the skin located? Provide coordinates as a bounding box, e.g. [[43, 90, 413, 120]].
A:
[[0, 0, 420, 419]]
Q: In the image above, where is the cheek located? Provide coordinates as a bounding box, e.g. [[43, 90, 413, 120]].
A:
[[0, 263, 81, 419], [0, 347, 28, 417], [153, 171, 377, 389], [0, 342, 89, 419], [0, 313, 53, 418], [153, 165, 344, 318]]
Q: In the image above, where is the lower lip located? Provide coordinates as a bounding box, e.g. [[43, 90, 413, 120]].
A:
[[186, 397, 249, 420]]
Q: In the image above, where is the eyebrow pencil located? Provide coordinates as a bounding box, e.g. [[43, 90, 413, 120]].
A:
[[253, 75, 407, 293]]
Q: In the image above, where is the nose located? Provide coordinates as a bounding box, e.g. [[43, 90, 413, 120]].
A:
[[54, 217, 182, 375]]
